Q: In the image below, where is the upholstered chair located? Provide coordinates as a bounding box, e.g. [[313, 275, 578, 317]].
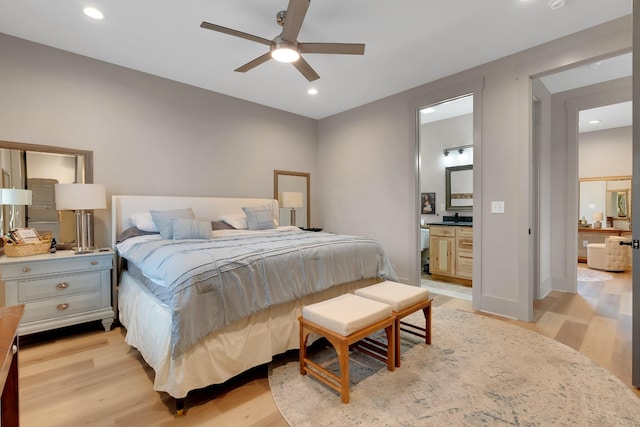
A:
[[587, 236, 631, 272]]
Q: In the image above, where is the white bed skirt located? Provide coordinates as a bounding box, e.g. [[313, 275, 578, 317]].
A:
[[119, 271, 378, 399]]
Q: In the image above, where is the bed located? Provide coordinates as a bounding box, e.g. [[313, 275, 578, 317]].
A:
[[111, 195, 397, 413]]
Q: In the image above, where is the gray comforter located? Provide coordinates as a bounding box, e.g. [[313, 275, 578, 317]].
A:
[[119, 229, 397, 358]]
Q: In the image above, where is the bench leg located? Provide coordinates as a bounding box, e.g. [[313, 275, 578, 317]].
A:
[[422, 303, 432, 345], [299, 323, 310, 375]]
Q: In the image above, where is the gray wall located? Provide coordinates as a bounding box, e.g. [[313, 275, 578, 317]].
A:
[[0, 34, 318, 247], [0, 15, 633, 320], [318, 16, 632, 320]]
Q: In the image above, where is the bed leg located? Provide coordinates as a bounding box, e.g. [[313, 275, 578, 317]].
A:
[[176, 398, 186, 416]]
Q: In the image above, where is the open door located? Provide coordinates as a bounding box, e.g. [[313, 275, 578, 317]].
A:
[[632, 0, 640, 387]]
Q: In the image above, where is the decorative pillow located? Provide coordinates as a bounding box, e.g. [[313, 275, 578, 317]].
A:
[[150, 207, 195, 239], [219, 213, 248, 230], [242, 205, 275, 230], [128, 212, 159, 232], [116, 226, 160, 243], [172, 218, 212, 240], [211, 220, 235, 230]]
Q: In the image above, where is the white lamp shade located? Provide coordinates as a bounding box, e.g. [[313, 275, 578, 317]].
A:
[[0, 189, 32, 205], [593, 212, 604, 221], [55, 184, 106, 210], [280, 192, 304, 208]]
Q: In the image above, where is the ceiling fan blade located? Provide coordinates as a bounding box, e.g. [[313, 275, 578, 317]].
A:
[[293, 57, 320, 82], [200, 21, 271, 46], [280, 0, 310, 42], [299, 43, 365, 55], [235, 52, 272, 73]]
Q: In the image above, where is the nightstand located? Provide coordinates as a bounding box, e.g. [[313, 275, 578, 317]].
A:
[[0, 249, 114, 336]]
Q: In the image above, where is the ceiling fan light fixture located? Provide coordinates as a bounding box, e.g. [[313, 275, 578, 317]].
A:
[[271, 45, 300, 63]]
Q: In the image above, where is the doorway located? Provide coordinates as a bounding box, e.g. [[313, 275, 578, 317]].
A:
[[418, 94, 474, 301], [532, 51, 634, 387]]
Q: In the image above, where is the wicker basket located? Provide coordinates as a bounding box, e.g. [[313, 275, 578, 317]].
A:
[[4, 238, 52, 257]]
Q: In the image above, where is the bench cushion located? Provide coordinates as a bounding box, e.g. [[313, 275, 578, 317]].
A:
[[355, 281, 429, 312], [302, 294, 392, 336]]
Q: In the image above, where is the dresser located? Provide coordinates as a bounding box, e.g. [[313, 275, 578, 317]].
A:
[[0, 250, 114, 335], [429, 225, 473, 286]]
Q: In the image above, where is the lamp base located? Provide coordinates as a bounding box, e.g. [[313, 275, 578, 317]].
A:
[[594, 220, 602, 229]]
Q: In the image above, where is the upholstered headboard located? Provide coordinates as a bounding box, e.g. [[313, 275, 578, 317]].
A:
[[111, 195, 279, 247]]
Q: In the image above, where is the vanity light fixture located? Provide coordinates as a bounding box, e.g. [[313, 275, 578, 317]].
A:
[[442, 144, 473, 157]]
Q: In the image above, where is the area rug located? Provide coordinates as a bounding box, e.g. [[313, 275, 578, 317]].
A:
[[269, 307, 640, 426], [577, 266, 613, 282]]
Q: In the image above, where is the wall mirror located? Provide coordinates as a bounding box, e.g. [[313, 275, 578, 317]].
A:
[[273, 170, 310, 228], [445, 165, 473, 211], [0, 140, 93, 244], [579, 176, 631, 227]]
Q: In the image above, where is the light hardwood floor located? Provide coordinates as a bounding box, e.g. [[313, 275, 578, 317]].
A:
[[18, 269, 639, 426]]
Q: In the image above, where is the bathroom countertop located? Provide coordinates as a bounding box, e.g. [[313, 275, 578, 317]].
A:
[[428, 222, 473, 227]]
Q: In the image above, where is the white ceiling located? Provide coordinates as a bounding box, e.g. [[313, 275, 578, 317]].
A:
[[0, 1, 632, 120]]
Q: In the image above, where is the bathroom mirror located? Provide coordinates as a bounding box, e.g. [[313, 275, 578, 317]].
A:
[[445, 165, 473, 211], [579, 176, 631, 225], [273, 170, 310, 228]]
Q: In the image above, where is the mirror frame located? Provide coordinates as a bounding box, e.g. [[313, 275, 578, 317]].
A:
[[0, 140, 93, 183], [445, 165, 473, 211], [273, 170, 310, 227]]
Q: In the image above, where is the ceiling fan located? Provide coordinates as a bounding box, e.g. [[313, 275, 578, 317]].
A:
[[200, 0, 365, 82]]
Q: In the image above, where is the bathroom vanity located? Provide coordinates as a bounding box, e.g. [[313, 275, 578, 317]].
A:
[[429, 218, 473, 286]]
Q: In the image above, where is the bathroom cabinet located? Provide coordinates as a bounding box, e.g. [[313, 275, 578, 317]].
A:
[[429, 225, 472, 285]]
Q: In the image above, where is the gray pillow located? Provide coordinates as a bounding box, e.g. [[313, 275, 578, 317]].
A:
[[172, 218, 212, 240], [150, 208, 195, 239], [242, 205, 275, 230], [116, 226, 159, 243]]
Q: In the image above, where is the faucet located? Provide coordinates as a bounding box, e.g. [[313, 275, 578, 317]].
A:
[[454, 212, 459, 222]]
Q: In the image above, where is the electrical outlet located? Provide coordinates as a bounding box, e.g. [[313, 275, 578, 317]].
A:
[[583, 240, 589, 247]]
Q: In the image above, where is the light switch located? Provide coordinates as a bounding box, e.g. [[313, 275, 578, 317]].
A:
[[440, 203, 445, 212], [491, 201, 505, 214]]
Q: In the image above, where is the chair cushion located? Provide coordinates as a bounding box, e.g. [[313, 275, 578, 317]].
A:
[[355, 281, 430, 312], [302, 294, 392, 336]]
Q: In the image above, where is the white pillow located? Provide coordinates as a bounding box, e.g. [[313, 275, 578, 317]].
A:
[[128, 212, 159, 232], [220, 213, 248, 230]]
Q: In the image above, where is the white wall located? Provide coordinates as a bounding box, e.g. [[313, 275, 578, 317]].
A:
[[579, 127, 632, 178], [420, 113, 473, 222]]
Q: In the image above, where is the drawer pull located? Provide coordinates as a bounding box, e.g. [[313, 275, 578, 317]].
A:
[[22, 267, 31, 273], [56, 283, 69, 290], [461, 242, 473, 246], [91, 261, 99, 266], [57, 303, 69, 311]]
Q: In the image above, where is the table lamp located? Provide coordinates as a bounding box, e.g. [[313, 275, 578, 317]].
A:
[[0, 189, 32, 231], [280, 192, 303, 226], [592, 212, 604, 229], [54, 184, 106, 254]]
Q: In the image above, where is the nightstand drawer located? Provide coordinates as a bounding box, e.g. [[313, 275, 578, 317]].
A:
[[22, 291, 103, 324], [1, 255, 111, 280], [17, 272, 101, 302]]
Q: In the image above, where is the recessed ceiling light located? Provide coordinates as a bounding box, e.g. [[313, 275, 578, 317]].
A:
[[589, 120, 601, 124], [307, 88, 318, 95], [421, 107, 436, 114], [83, 7, 104, 20], [548, 0, 566, 10]]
